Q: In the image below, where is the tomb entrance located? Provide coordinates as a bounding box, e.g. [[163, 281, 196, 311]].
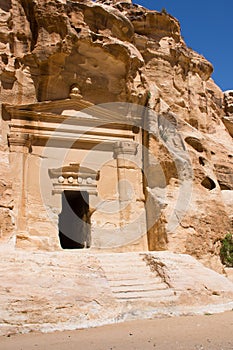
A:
[[59, 191, 90, 249], [4, 98, 149, 251]]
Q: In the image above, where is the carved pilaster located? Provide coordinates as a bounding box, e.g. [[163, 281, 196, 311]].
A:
[[113, 141, 138, 204], [8, 133, 32, 246]]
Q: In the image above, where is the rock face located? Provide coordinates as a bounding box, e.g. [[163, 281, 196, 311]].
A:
[[1, 250, 233, 336], [0, 0, 232, 271], [223, 90, 233, 137]]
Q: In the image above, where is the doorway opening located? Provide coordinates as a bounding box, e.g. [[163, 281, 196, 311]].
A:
[[58, 191, 90, 249]]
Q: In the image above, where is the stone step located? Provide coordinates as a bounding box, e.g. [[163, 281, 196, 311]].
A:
[[96, 257, 147, 266], [109, 279, 164, 287], [101, 271, 156, 279], [96, 253, 143, 258], [98, 253, 173, 305], [114, 288, 176, 300], [100, 266, 150, 273], [1, 250, 233, 337], [103, 273, 160, 281], [111, 283, 168, 293], [100, 265, 151, 272], [100, 265, 160, 273], [98, 261, 156, 271], [98, 256, 145, 262], [117, 295, 176, 303], [98, 258, 146, 263]]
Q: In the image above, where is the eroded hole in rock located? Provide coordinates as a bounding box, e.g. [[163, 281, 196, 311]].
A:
[[201, 177, 216, 190], [14, 58, 20, 69], [185, 136, 204, 152], [218, 182, 231, 190], [0, 1, 11, 12], [74, 27, 81, 34], [188, 119, 198, 129], [91, 32, 102, 41], [1, 53, 8, 65], [199, 156, 206, 166], [58, 191, 90, 249], [0, 71, 17, 90]]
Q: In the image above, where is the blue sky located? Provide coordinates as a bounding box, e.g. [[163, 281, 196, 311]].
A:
[[134, 1, 233, 92]]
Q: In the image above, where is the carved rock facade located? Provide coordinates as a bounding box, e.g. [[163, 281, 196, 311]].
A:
[[0, 0, 232, 270]]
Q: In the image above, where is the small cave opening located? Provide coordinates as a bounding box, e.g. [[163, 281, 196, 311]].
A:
[[58, 191, 90, 249], [201, 177, 216, 190], [199, 156, 206, 166], [218, 182, 231, 190], [0, 1, 11, 12], [1, 53, 8, 65], [185, 136, 204, 152]]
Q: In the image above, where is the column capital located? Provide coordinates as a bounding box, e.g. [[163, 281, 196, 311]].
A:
[[113, 141, 138, 158], [8, 132, 32, 152]]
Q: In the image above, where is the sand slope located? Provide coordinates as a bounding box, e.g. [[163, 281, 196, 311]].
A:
[[1, 311, 233, 350]]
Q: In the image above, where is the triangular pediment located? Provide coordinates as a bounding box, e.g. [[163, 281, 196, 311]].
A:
[[4, 98, 143, 148], [4, 98, 94, 120], [3, 97, 143, 125]]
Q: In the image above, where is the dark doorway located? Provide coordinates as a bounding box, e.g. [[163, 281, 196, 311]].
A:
[[58, 191, 90, 249]]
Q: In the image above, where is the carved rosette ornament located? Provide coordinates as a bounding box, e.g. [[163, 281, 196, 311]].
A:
[[49, 163, 100, 194]]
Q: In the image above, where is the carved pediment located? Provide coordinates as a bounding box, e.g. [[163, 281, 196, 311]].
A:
[[4, 98, 143, 148], [4, 98, 95, 121], [4, 98, 142, 125]]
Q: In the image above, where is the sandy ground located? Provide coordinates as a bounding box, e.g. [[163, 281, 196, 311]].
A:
[[1, 311, 233, 350]]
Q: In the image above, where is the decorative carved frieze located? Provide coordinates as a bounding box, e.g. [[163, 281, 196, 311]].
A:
[[49, 163, 100, 194]]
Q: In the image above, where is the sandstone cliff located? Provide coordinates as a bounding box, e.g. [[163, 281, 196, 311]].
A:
[[0, 0, 232, 271]]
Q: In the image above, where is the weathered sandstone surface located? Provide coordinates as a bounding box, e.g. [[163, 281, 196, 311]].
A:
[[0, 250, 233, 336], [0, 0, 233, 337], [0, 0, 232, 267]]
